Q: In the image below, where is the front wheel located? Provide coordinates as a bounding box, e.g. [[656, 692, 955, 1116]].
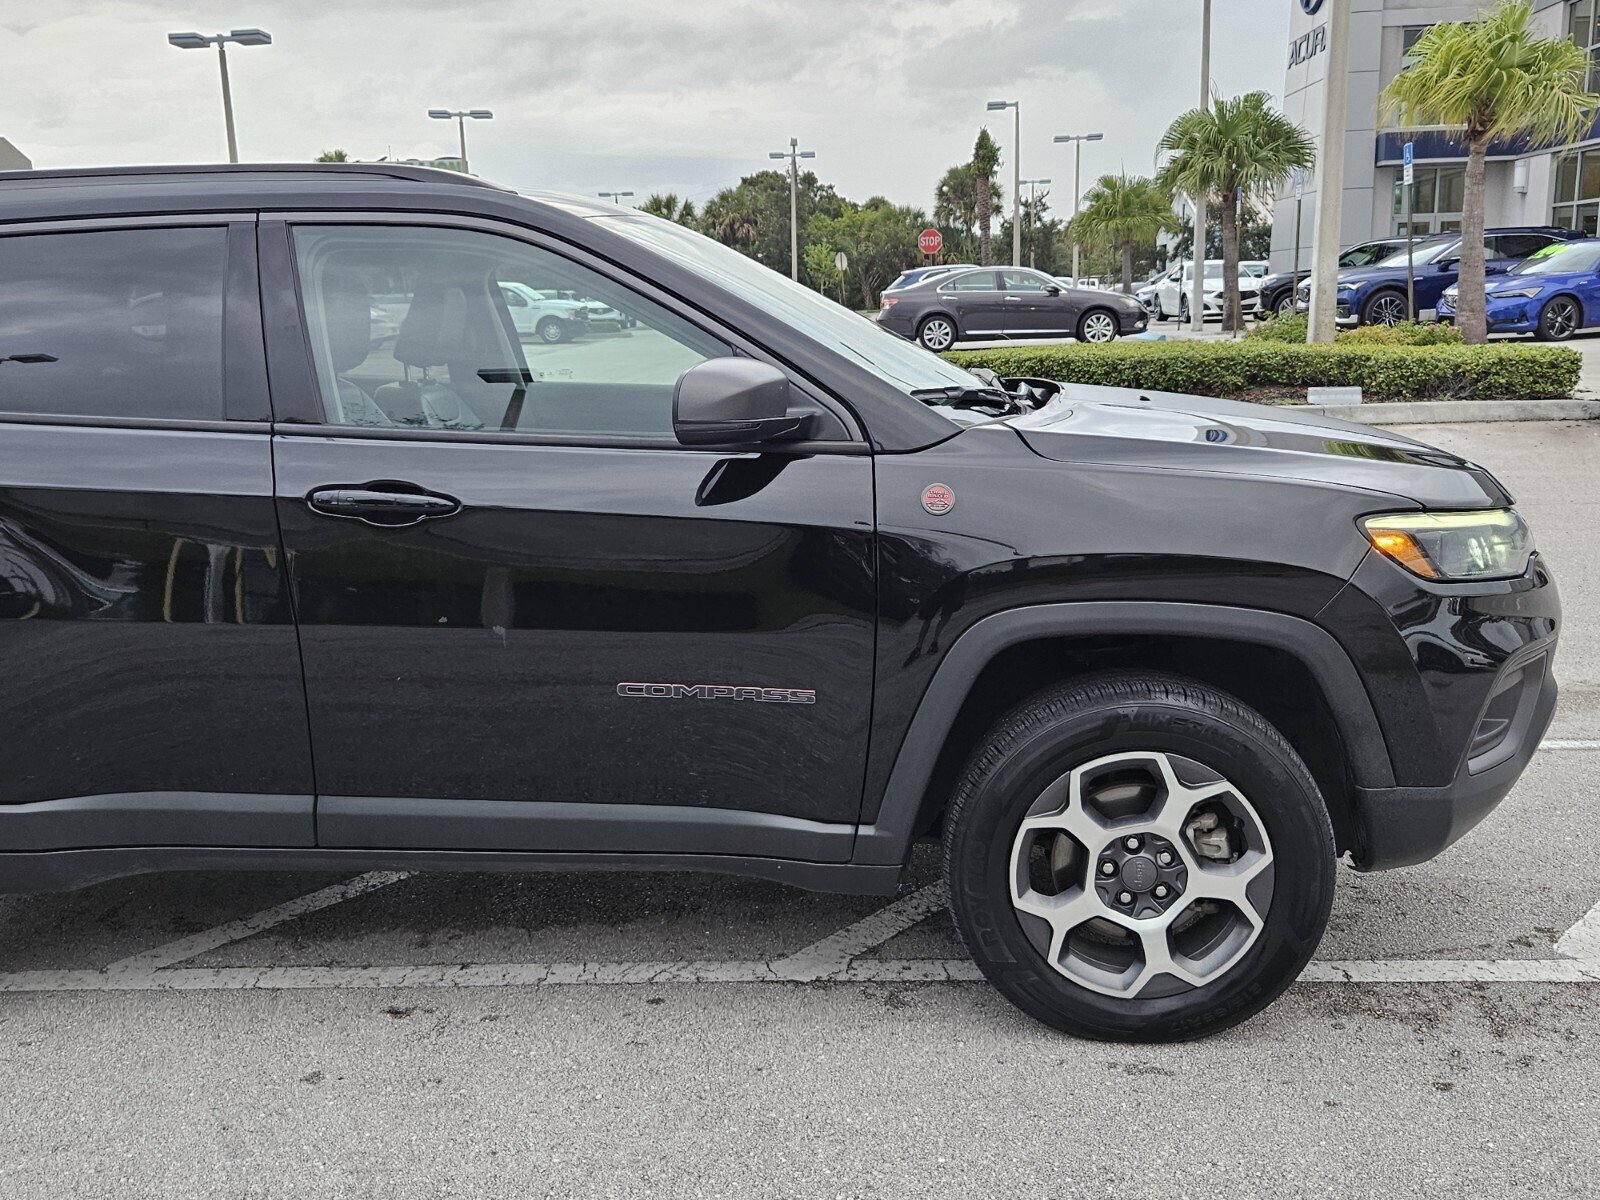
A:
[[536, 317, 568, 344], [917, 315, 958, 351], [1361, 290, 1408, 327], [1077, 309, 1119, 343], [1154, 296, 1169, 323], [1273, 292, 1296, 317], [1179, 296, 1190, 324], [1537, 295, 1581, 341], [943, 672, 1335, 1042]]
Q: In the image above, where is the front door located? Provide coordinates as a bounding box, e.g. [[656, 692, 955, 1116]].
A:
[[263, 220, 877, 860], [999, 270, 1067, 334]]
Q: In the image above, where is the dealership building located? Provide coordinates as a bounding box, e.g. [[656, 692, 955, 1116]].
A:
[[1270, 0, 1597, 270]]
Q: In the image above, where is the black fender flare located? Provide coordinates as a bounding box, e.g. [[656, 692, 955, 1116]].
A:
[[851, 601, 1394, 866]]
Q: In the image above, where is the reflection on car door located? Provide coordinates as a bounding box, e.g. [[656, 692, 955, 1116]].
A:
[[262, 219, 877, 861]]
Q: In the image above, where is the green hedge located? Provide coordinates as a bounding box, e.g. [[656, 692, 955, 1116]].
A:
[[943, 340, 1580, 403]]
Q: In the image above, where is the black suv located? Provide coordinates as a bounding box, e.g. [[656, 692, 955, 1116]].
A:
[[0, 165, 1558, 1041]]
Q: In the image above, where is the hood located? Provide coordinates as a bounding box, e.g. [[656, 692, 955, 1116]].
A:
[[1003, 382, 1511, 510]]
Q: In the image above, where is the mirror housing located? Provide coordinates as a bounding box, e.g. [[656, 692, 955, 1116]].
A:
[[673, 358, 804, 447], [1045, 285, 1061, 296]]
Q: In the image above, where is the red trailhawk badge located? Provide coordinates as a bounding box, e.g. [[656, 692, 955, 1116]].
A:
[[921, 483, 955, 515]]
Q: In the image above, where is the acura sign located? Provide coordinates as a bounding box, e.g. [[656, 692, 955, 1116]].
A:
[[1301, 0, 1324, 13]]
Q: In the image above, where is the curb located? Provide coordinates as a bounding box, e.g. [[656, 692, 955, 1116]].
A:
[[1298, 398, 1600, 425]]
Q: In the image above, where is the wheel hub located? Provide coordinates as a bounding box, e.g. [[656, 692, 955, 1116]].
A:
[[1095, 832, 1187, 920]]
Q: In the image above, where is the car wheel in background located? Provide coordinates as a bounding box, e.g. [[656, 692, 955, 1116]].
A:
[[1537, 296, 1581, 341], [943, 672, 1335, 1042], [1179, 296, 1190, 324], [536, 317, 567, 344], [917, 315, 958, 351], [1361, 290, 1408, 327], [1274, 292, 1295, 317], [1154, 296, 1168, 323], [1077, 309, 1119, 343]]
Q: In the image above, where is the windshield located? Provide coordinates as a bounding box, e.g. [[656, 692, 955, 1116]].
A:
[[1375, 238, 1458, 268], [1512, 241, 1600, 274], [595, 211, 981, 400], [1182, 260, 1226, 280]]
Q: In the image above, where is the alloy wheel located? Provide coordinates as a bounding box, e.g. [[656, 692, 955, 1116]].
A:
[[1545, 298, 1579, 340], [1080, 312, 1117, 343], [1366, 293, 1408, 326], [920, 318, 955, 351], [1007, 749, 1274, 1000]]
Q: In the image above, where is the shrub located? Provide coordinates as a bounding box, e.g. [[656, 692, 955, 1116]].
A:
[[1244, 314, 1462, 345], [943, 340, 1579, 403], [1246, 312, 1308, 342]]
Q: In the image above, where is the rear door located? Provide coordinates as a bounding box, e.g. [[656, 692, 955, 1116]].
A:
[[0, 218, 313, 850], [260, 217, 876, 860], [938, 270, 1004, 335]]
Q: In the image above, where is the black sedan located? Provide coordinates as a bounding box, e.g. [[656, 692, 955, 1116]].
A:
[[876, 266, 1148, 349]]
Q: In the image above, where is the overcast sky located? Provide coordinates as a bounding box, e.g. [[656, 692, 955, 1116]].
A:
[[4, 0, 1291, 215]]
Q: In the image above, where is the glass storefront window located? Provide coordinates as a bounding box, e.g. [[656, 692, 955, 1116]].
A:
[[1553, 147, 1600, 233], [1393, 165, 1465, 235]]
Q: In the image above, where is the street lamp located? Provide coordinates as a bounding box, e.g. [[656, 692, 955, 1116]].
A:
[[598, 191, 635, 205], [167, 28, 272, 164], [987, 99, 1021, 267], [428, 108, 494, 175], [1052, 132, 1103, 284], [768, 138, 816, 281], [1020, 179, 1051, 269]]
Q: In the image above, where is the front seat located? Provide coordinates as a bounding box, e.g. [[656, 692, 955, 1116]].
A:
[[321, 274, 393, 428], [374, 281, 486, 430]]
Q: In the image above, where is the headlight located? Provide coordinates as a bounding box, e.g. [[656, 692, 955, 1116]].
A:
[[1361, 509, 1534, 581], [1339, 280, 1369, 293], [1494, 287, 1543, 299]]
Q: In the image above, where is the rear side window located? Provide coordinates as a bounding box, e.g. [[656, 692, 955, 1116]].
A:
[[1492, 233, 1556, 260], [0, 227, 227, 421], [941, 271, 999, 292]]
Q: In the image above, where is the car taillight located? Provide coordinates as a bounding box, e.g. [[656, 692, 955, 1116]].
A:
[[881, 297, 898, 309]]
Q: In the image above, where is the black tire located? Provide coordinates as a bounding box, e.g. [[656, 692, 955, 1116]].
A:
[[1179, 296, 1190, 325], [1154, 295, 1169, 323], [1537, 295, 1581, 342], [917, 314, 958, 352], [536, 317, 567, 344], [943, 671, 1335, 1043], [1272, 291, 1295, 317], [1076, 308, 1120, 343], [1360, 289, 1408, 327]]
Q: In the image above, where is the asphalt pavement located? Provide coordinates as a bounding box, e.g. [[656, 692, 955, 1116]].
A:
[[2, 421, 1598, 1199]]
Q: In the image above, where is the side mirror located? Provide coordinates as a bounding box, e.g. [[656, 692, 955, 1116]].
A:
[[673, 358, 803, 447], [1045, 285, 1061, 296], [1486, 262, 1510, 275]]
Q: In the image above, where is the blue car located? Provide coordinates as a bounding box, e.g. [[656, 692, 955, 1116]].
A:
[[1295, 227, 1581, 326], [1437, 238, 1600, 339]]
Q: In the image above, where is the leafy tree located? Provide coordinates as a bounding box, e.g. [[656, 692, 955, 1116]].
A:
[[972, 129, 1002, 266], [1071, 174, 1174, 293], [808, 197, 931, 307], [698, 170, 844, 275], [1382, 1, 1595, 342], [933, 162, 1001, 264], [1157, 91, 1314, 331], [315, 149, 349, 162], [639, 193, 698, 225], [998, 190, 1065, 275]]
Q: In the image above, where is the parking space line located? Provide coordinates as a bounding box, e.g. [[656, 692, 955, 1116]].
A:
[[769, 884, 947, 979], [1538, 739, 1600, 750], [1556, 897, 1600, 961], [103, 870, 413, 973]]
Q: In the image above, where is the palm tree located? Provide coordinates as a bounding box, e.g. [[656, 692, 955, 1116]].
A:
[[640, 193, 698, 225], [1072, 174, 1174, 294], [1382, 0, 1595, 342], [972, 129, 1002, 266], [315, 149, 349, 162], [1157, 91, 1314, 332]]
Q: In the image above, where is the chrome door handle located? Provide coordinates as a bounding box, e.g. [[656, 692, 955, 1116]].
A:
[[306, 481, 462, 527]]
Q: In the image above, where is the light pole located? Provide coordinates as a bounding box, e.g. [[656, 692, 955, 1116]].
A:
[[1020, 179, 1051, 268], [598, 191, 635, 205], [167, 29, 272, 163], [987, 100, 1021, 266], [1190, 0, 1212, 332], [1053, 132, 1103, 283], [768, 138, 815, 281], [428, 108, 494, 175]]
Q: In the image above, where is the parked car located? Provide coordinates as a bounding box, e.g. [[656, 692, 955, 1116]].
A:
[[1254, 238, 1410, 318], [883, 264, 977, 300], [1294, 227, 1581, 326], [1054, 276, 1103, 291], [877, 266, 1148, 348], [543, 287, 630, 330], [1436, 236, 1600, 339], [498, 281, 591, 342], [1150, 259, 1268, 322], [0, 163, 1558, 1042]]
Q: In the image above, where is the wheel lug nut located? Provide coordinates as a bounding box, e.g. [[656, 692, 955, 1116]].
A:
[[1117, 891, 1133, 906], [1157, 851, 1174, 865], [1123, 836, 1141, 851], [1154, 885, 1169, 899], [1100, 861, 1117, 876]]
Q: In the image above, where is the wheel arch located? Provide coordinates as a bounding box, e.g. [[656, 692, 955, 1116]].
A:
[[854, 601, 1394, 868], [1360, 286, 1408, 324], [1076, 305, 1120, 340]]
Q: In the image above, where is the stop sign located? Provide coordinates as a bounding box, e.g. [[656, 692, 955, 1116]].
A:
[[918, 228, 943, 255]]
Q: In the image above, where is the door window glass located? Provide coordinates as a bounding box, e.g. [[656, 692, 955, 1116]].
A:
[[292, 225, 731, 438], [0, 226, 227, 421], [940, 271, 999, 292], [1000, 270, 1051, 292]]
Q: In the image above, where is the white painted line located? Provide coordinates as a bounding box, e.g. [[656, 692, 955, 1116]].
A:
[[1557, 897, 1600, 962], [1302, 958, 1600, 984], [104, 870, 413, 973], [1538, 739, 1600, 751], [769, 884, 946, 979]]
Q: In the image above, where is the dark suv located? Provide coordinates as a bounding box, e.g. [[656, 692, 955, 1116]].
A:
[[0, 165, 1558, 1041]]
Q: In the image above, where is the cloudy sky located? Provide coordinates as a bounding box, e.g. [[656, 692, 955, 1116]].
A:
[[4, 0, 1290, 214]]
